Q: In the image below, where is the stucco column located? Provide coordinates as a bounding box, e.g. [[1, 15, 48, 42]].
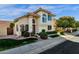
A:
[[28, 16, 33, 33]]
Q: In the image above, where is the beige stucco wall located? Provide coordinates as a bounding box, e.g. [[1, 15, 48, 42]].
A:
[[14, 17, 28, 36], [0, 21, 10, 36], [14, 16, 40, 36], [0, 27, 7, 36], [14, 11, 55, 36], [36, 11, 55, 32]]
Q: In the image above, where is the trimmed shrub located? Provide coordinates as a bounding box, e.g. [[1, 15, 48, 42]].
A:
[[31, 32, 35, 36], [39, 29, 48, 39], [42, 29, 45, 32], [21, 31, 30, 37]]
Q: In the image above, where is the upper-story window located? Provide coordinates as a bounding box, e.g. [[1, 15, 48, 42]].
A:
[[32, 19, 35, 23], [48, 15, 52, 21], [42, 14, 47, 23]]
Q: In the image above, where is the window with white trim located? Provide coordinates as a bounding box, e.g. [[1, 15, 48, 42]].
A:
[[20, 24, 24, 31], [48, 15, 52, 21], [48, 25, 52, 30], [25, 24, 29, 31], [42, 14, 47, 23], [16, 25, 18, 31]]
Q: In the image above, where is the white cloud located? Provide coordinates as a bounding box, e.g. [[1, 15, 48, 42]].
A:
[[0, 4, 78, 21], [0, 4, 65, 20], [0, 4, 66, 21], [25, 5, 65, 15]]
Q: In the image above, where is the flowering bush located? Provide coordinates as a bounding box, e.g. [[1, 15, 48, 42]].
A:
[[56, 28, 64, 35]]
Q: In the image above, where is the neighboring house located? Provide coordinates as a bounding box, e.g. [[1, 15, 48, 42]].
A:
[[14, 8, 56, 36], [0, 20, 11, 36]]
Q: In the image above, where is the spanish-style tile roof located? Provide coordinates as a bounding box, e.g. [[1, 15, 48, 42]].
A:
[[26, 12, 39, 17]]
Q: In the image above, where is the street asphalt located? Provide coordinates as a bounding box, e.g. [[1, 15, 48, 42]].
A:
[[40, 40, 79, 54]]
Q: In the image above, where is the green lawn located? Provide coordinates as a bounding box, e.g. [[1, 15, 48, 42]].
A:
[[0, 38, 37, 51]]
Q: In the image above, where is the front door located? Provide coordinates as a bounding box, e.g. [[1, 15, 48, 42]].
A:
[[7, 28, 13, 35], [32, 19, 36, 34], [32, 25, 35, 33]]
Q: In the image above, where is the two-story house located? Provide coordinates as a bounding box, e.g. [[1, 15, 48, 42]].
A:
[[14, 8, 56, 36]]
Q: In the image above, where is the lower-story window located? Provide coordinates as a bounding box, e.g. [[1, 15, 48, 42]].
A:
[[48, 25, 52, 30], [16, 25, 18, 31], [20, 24, 24, 31], [25, 24, 29, 31]]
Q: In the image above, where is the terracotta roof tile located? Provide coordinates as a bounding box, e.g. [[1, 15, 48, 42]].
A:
[[26, 12, 39, 17], [14, 8, 55, 22]]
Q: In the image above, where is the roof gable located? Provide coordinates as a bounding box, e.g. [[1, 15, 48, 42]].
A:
[[34, 8, 55, 16], [14, 8, 55, 22]]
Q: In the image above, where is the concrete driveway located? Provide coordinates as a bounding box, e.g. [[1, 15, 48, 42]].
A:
[[0, 37, 66, 54]]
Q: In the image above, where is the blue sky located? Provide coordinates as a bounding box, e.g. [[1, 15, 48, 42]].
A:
[[0, 4, 79, 21]]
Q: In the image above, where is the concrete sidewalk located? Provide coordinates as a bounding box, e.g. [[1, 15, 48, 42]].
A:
[[60, 33, 79, 43], [0, 37, 66, 54]]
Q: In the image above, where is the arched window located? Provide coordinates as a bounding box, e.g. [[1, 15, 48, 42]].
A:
[[20, 24, 24, 31], [32, 19, 35, 23], [16, 25, 18, 31], [42, 14, 47, 23], [25, 24, 29, 31]]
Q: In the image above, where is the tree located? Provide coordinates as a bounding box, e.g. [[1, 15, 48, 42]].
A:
[[10, 23, 15, 28], [57, 16, 76, 28], [75, 21, 79, 28], [56, 16, 77, 32]]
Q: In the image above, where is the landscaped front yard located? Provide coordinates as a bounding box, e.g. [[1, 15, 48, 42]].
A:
[[0, 38, 37, 51], [47, 31, 60, 38], [0, 31, 63, 51]]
